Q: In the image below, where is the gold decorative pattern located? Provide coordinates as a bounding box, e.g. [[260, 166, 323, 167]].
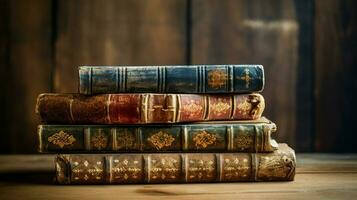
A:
[[150, 156, 180, 181], [208, 70, 228, 89], [192, 131, 217, 148], [187, 157, 216, 180], [182, 100, 203, 114], [211, 100, 230, 115], [117, 130, 135, 150], [91, 131, 108, 150], [48, 131, 76, 148], [112, 158, 142, 182], [147, 131, 175, 150], [238, 68, 252, 88], [237, 98, 252, 116], [235, 132, 253, 150], [222, 156, 251, 180], [72, 159, 104, 181]]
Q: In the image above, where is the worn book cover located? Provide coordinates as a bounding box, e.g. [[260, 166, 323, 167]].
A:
[[79, 65, 264, 94], [36, 93, 265, 124], [55, 144, 295, 184], [38, 117, 277, 153]]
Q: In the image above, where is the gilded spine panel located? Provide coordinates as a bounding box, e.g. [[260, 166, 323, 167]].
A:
[[38, 118, 277, 153], [55, 144, 295, 184]]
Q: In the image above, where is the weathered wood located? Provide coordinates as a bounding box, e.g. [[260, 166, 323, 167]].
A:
[[191, 0, 299, 150], [54, 0, 187, 93], [0, 0, 52, 153], [315, 0, 357, 152], [0, 0, 10, 152], [0, 154, 356, 200], [294, 0, 315, 152]]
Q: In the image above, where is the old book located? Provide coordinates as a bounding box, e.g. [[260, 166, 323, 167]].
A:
[[55, 143, 295, 184], [38, 117, 277, 153], [36, 93, 265, 124], [79, 65, 264, 94]]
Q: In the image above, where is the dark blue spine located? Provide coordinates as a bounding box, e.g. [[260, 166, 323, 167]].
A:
[[78, 65, 264, 94]]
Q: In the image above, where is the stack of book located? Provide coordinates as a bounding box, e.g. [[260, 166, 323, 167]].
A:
[[35, 65, 295, 184]]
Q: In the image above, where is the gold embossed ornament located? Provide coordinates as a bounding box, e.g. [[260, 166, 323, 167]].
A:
[[48, 131, 76, 148]]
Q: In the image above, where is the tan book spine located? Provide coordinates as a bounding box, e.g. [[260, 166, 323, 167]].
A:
[[55, 144, 295, 184]]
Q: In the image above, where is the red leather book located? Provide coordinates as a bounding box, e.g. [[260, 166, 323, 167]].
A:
[[36, 93, 265, 124]]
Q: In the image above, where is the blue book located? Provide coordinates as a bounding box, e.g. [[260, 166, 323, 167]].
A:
[[79, 65, 264, 94]]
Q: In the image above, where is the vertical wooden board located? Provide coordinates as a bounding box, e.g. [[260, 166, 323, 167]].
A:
[[295, 0, 315, 152], [0, 0, 53, 153], [315, 0, 357, 152], [55, 0, 187, 93], [0, 0, 10, 153], [191, 0, 299, 150]]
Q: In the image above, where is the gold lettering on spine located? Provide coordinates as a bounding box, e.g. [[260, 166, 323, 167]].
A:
[[106, 94, 112, 124]]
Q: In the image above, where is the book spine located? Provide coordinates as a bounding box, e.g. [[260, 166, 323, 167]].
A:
[[55, 144, 295, 184], [36, 93, 265, 124], [38, 122, 277, 153], [78, 65, 264, 94]]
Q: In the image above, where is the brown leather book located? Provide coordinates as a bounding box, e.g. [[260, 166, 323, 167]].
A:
[[55, 144, 295, 184], [36, 93, 265, 124]]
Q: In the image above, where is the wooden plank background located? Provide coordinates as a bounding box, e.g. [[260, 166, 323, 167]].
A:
[[0, 0, 356, 153], [315, 0, 357, 152]]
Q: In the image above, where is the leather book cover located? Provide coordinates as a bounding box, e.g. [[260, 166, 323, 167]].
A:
[[38, 117, 277, 153], [36, 93, 265, 124], [55, 144, 295, 184], [79, 65, 264, 94]]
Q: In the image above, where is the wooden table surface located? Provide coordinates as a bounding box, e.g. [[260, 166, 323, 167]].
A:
[[0, 154, 356, 200]]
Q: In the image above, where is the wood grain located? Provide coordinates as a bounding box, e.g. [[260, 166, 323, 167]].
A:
[[191, 0, 299, 150], [0, 154, 356, 200], [54, 0, 187, 93], [315, 0, 357, 152], [295, 0, 314, 152], [0, 0, 10, 152], [0, 0, 52, 153]]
